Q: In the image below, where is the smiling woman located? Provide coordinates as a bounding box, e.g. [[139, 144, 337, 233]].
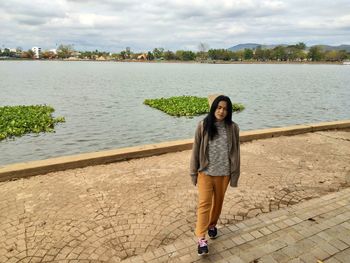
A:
[[0, 105, 65, 141]]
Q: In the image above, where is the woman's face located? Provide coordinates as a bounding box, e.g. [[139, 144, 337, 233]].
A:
[[214, 101, 228, 121]]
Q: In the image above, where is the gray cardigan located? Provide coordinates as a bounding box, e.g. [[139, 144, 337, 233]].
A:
[[190, 120, 240, 187]]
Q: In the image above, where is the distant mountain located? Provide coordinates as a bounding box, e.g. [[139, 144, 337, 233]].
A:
[[228, 43, 260, 51], [316, 45, 350, 52], [228, 43, 350, 52], [228, 43, 288, 51]]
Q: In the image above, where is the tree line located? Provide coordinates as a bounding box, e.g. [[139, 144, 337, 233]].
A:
[[1, 42, 349, 62]]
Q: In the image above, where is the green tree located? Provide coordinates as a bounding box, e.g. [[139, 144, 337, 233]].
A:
[[0, 48, 11, 57], [153, 48, 164, 59], [324, 50, 348, 61], [285, 43, 307, 61], [272, 46, 287, 61], [325, 50, 339, 61], [308, 46, 324, 61], [147, 51, 154, 60], [236, 50, 244, 61], [125, 47, 132, 58], [295, 50, 307, 61], [295, 42, 306, 50], [57, 44, 74, 59], [163, 50, 175, 60], [243, 49, 254, 60], [230, 51, 239, 61], [254, 46, 272, 61], [337, 50, 349, 61], [207, 49, 233, 61], [254, 46, 263, 61], [223, 50, 232, 61], [175, 50, 196, 61], [79, 51, 93, 59], [285, 46, 298, 61], [208, 49, 220, 60], [120, 51, 127, 59], [110, 53, 120, 60]]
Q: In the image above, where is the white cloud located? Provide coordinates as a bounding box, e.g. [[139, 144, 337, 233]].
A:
[[333, 15, 350, 30], [0, 0, 349, 51]]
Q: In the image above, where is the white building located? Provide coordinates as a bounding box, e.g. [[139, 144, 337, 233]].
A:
[[32, 47, 41, 59]]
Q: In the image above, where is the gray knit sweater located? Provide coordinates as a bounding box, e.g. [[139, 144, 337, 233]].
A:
[[190, 120, 240, 187], [202, 121, 230, 176]]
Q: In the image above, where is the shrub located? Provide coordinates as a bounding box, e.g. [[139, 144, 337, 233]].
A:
[[144, 96, 245, 117], [0, 105, 65, 140]]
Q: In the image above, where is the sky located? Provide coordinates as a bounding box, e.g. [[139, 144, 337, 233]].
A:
[[1, 0, 350, 52]]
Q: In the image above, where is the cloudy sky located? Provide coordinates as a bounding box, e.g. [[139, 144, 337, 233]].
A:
[[1, 0, 350, 52]]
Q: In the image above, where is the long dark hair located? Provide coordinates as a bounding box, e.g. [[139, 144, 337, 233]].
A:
[[203, 95, 233, 140]]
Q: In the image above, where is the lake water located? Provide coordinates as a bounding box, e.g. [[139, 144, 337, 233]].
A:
[[0, 61, 349, 166]]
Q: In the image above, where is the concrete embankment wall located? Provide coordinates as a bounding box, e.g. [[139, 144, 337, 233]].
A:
[[1, 120, 349, 182]]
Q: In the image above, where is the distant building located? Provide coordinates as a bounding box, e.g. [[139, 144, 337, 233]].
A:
[[137, 53, 148, 60], [49, 49, 57, 54], [32, 47, 41, 59], [96, 56, 106, 61]]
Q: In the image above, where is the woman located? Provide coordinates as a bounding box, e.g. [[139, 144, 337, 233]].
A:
[[190, 95, 240, 256]]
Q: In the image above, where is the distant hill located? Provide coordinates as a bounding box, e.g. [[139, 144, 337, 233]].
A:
[[316, 45, 350, 52], [228, 43, 288, 51], [228, 43, 260, 51], [228, 43, 350, 52]]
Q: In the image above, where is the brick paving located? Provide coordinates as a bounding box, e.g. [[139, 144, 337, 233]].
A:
[[122, 187, 350, 263], [0, 129, 349, 262]]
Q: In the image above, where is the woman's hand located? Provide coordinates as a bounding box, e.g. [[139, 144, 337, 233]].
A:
[[191, 175, 198, 186]]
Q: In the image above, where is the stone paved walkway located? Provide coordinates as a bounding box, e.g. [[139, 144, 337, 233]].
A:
[[0, 129, 349, 262], [122, 187, 350, 263]]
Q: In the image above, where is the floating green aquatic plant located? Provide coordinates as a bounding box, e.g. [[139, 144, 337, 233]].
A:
[[0, 105, 65, 141], [144, 96, 245, 117]]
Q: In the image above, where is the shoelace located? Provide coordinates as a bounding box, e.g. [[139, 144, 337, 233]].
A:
[[198, 239, 207, 247]]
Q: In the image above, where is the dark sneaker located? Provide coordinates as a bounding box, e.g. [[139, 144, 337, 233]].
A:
[[208, 227, 218, 239], [197, 238, 209, 256]]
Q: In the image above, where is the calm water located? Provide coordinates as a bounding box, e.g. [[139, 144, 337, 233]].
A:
[[0, 61, 349, 166]]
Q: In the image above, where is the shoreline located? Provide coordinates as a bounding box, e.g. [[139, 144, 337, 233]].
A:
[[0, 58, 344, 65], [1, 120, 349, 182]]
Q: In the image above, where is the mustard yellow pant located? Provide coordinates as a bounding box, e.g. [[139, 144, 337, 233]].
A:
[[195, 172, 230, 238]]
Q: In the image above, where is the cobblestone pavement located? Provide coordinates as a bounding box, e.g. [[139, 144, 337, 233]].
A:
[[0, 130, 349, 262], [123, 187, 350, 263]]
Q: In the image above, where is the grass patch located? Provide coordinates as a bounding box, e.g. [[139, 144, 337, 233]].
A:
[[0, 105, 65, 141], [144, 96, 245, 117]]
